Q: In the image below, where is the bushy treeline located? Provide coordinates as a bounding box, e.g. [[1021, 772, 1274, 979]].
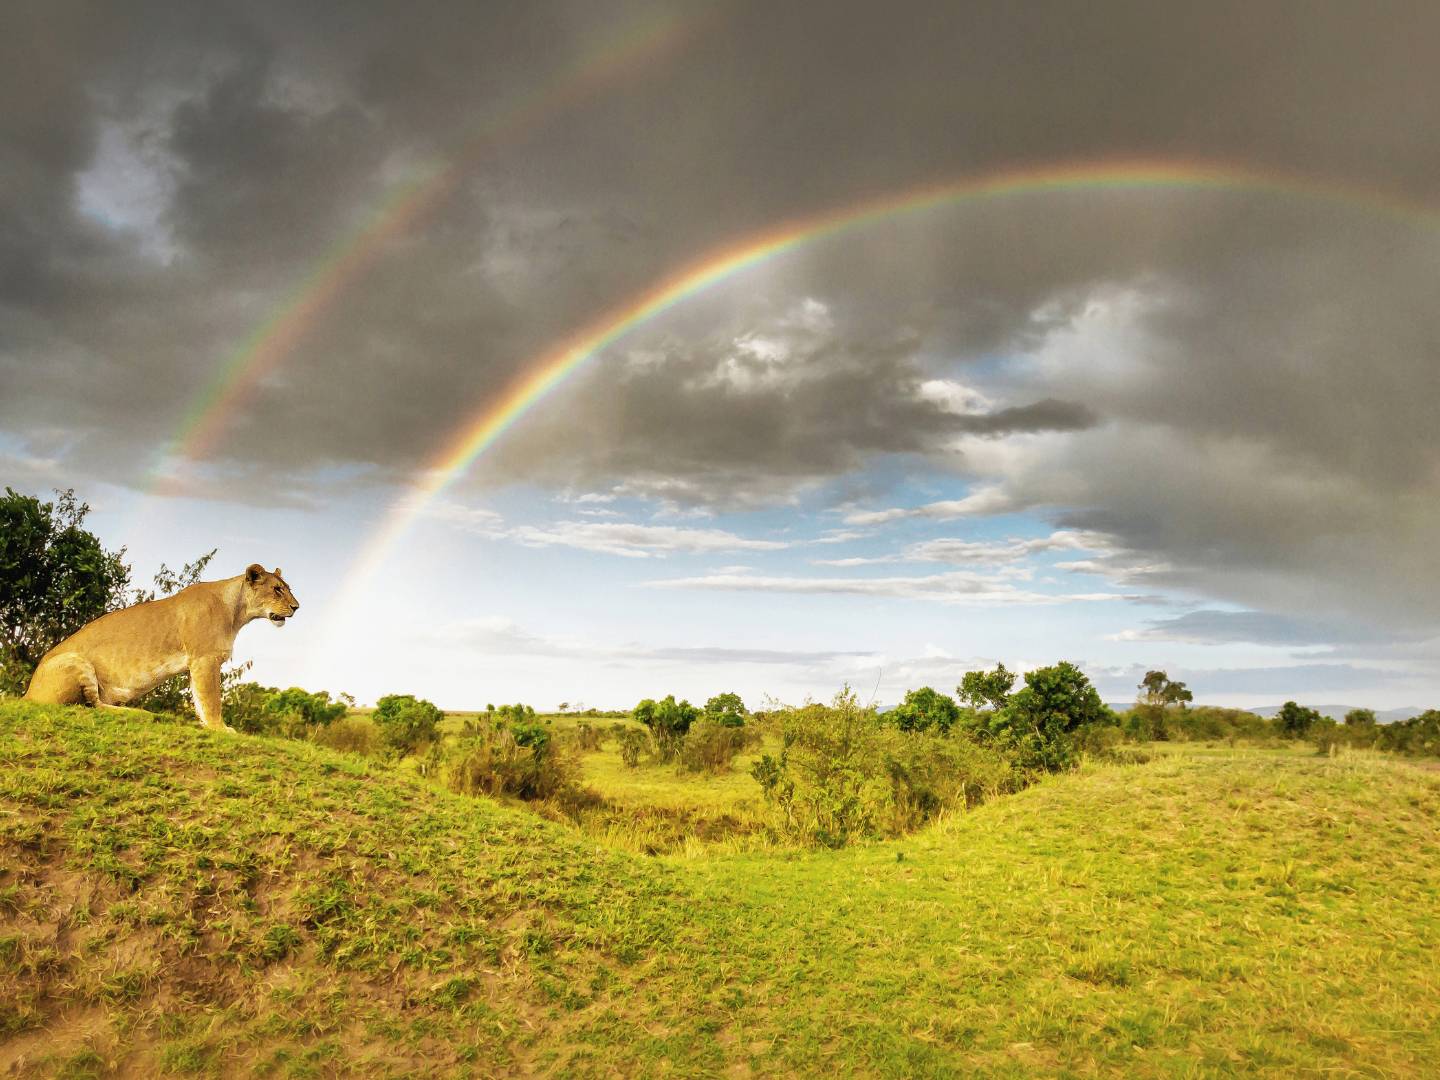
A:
[[751, 661, 1118, 847], [1310, 708, 1440, 757], [625, 691, 760, 772]]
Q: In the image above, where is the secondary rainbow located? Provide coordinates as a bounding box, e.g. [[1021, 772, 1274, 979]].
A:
[[145, 8, 699, 495], [313, 156, 1437, 656]]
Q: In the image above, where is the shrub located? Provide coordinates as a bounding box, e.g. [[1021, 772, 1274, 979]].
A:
[[1376, 710, 1440, 757], [886, 686, 963, 734], [978, 661, 1111, 772], [226, 680, 279, 735], [1275, 700, 1322, 739], [703, 692, 748, 727], [679, 718, 759, 773], [884, 733, 1018, 831], [571, 723, 602, 751], [263, 687, 347, 737], [752, 687, 1017, 846], [633, 695, 699, 762], [617, 727, 650, 767], [311, 716, 383, 756], [373, 693, 444, 754], [445, 721, 579, 801]]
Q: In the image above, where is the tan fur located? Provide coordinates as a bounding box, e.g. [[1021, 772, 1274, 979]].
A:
[[24, 564, 299, 730]]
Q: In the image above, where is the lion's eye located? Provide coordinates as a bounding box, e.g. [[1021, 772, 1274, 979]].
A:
[[273, 586, 282, 594]]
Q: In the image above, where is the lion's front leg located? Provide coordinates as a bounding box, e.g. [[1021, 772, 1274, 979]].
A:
[[189, 655, 228, 730]]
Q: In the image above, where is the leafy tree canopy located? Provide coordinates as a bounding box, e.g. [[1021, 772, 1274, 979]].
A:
[[888, 686, 961, 734], [1275, 700, 1322, 738], [0, 488, 131, 692], [704, 691, 747, 727], [957, 663, 1016, 711], [373, 693, 445, 753], [1138, 669, 1194, 707], [983, 661, 1112, 771]]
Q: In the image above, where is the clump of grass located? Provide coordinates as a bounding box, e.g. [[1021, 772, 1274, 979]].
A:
[[310, 715, 384, 757]]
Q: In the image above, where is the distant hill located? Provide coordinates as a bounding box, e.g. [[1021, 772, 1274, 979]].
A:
[[1245, 704, 1425, 723], [1106, 703, 1426, 723]]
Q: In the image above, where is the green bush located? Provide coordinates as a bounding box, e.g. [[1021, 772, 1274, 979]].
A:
[[311, 716, 383, 756], [633, 695, 699, 762], [977, 661, 1112, 772], [617, 727, 650, 767], [752, 687, 1017, 846], [373, 694, 444, 754], [703, 692, 748, 727], [679, 718, 760, 773], [1276, 700, 1322, 739], [1376, 710, 1440, 757], [225, 680, 280, 734], [571, 723, 602, 751], [1120, 704, 1273, 744], [262, 687, 347, 738], [446, 720, 579, 801], [886, 686, 963, 734]]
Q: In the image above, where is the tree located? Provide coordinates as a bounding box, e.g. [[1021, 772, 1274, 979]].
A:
[[888, 686, 961, 734], [1344, 708, 1377, 727], [265, 687, 347, 730], [373, 693, 444, 754], [0, 488, 131, 694], [633, 694, 698, 760], [1138, 670, 1193, 708], [1275, 700, 1322, 738], [986, 661, 1111, 771], [957, 663, 1016, 712], [704, 691, 747, 727]]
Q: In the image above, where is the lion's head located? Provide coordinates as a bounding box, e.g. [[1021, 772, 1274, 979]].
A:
[[244, 564, 300, 628]]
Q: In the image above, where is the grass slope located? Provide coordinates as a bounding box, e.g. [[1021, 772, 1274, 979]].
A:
[[3, 702, 1439, 1078]]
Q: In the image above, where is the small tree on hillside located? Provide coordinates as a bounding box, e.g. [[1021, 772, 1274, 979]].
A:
[[1275, 700, 1322, 738], [888, 686, 962, 734], [958, 663, 1016, 712], [1344, 708, 1377, 728], [1138, 670, 1193, 708], [985, 661, 1111, 771]]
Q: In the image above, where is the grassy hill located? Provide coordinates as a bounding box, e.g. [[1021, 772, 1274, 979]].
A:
[[3, 702, 1439, 1077]]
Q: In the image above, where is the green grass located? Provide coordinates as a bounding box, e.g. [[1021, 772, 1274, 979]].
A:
[[3, 702, 1439, 1077]]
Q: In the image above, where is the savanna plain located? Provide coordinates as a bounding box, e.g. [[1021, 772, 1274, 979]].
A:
[[3, 693, 1439, 1079]]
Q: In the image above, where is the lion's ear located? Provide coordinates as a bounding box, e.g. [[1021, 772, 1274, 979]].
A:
[[273, 567, 282, 578], [246, 564, 265, 583]]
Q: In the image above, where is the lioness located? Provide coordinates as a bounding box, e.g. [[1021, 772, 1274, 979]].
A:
[[24, 564, 299, 730]]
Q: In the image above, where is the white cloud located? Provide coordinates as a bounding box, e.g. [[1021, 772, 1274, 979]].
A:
[[643, 568, 1125, 606], [916, 378, 993, 414], [508, 521, 790, 559], [811, 528, 1113, 568], [843, 485, 1019, 525]]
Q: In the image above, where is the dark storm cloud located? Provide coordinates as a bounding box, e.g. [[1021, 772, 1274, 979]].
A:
[[4, 0, 1440, 635], [478, 316, 1097, 506], [1119, 610, 1408, 649]]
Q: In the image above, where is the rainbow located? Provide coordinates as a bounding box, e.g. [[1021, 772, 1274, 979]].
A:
[[312, 157, 1437, 658], [145, 8, 700, 495]]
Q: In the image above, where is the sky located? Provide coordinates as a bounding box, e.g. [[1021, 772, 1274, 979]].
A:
[[4, 0, 1440, 711]]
